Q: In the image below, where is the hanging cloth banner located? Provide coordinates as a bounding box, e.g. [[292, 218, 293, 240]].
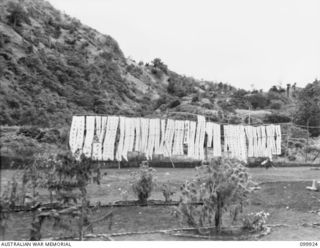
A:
[[213, 123, 221, 157], [163, 119, 175, 157], [102, 116, 119, 161], [154, 118, 161, 155], [187, 121, 196, 158], [183, 120, 190, 144], [206, 122, 213, 148], [140, 118, 149, 155], [134, 118, 141, 152], [194, 115, 206, 160], [69, 116, 83, 154], [172, 120, 184, 156], [83, 116, 95, 158], [275, 125, 282, 155], [115, 116, 126, 161]]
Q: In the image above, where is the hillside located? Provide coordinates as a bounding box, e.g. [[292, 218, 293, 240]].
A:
[[1, 0, 317, 167], [0, 0, 237, 127], [0, 0, 301, 127]]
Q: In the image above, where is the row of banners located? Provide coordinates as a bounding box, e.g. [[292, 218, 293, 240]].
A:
[[69, 115, 281, 162]]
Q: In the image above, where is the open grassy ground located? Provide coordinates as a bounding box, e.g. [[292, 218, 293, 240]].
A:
[[1, 167, 320, 240]]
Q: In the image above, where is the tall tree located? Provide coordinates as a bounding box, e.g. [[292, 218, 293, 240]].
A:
[[294, 80, 320, 136]]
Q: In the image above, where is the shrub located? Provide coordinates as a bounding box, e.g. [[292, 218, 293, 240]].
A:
[[263, 113, 291, 124], [294, 80, 320, 137], [6, 2, 30, 28], [17, 126, 42, 139], [269, 85, 285, 94], [242, 211, 269, 232], [229, 89, 250, 109], [245, 93, 270, 109], [218, 100, 235, 113], [269, 100, 282, 110], [126, 64, 143, 78], [151, 67, 164, 79], [175, 159, 252, 233], [202, 103, 214, 109], [131, 163, 156, 204], [246, 158, 265, 168], [228, 115, 242, 124], [154, 95, 171, 110], [151, 58, 168, 74], [192, 95, 199, 103], [38, 129, 60, 143], [288, 155, 296, 161], [25, 152, 112, 241], [168, 99, 181, 109], [161, 184, 175, 202]]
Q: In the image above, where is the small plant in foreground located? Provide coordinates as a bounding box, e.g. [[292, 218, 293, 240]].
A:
[[19, 151, 112, 241], [161, 183, 175, 202], [175, 158, 253, 234], [241, 211, 269, 232], [131, 163, 156, 204]]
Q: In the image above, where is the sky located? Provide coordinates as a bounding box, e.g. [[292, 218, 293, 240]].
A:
[[47, 0, 320, 90]]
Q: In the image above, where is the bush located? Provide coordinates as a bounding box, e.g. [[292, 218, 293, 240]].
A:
[[151, 67, 164, 79], [6, 2, 30, 28], [242, 211, 269, 232], [294, 80, 320, 137], [192, 95, 199, 103], [263, 113, 291, 124], [202, 103, 214, 109], [245, 93, 270, 109], [269, 100, 282, 110], [246, 158, 265, 168], [167, 79, 189, 97], [131, 164, 156, 204], [126, 64, 143, 78], [161, 184, 174, 202], [168, 99, 181, 109], [175, 159, 252, 233], [154, 95, 172, 110], [151, 58, 168, 74], [218, 100, 235, 113], [229, 89, 250, 109], [269, 85, 285, 94], [17, 126, 42, 139]]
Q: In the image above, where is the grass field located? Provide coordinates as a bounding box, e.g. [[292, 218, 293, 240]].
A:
[[1, 167, 320, 241]]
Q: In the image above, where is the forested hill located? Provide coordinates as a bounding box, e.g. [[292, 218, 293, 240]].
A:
[[0, 0, 316, 130], [0, 0, 234, 128]]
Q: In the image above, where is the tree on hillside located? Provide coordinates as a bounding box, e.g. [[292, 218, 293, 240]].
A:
[[294, 79, 320, 137], [151, 58, 168, 74], [245, 93, 269, 110], [229, 89, 249, 109], [6, 1, 30, 28]]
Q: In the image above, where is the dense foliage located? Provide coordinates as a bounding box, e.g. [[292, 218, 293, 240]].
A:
[[0, 152, 112, 240], [130, 163, 156, 204], [176, 159, 252, 233], [294, 80, 320, 136], [0, 0, 156, 127]]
